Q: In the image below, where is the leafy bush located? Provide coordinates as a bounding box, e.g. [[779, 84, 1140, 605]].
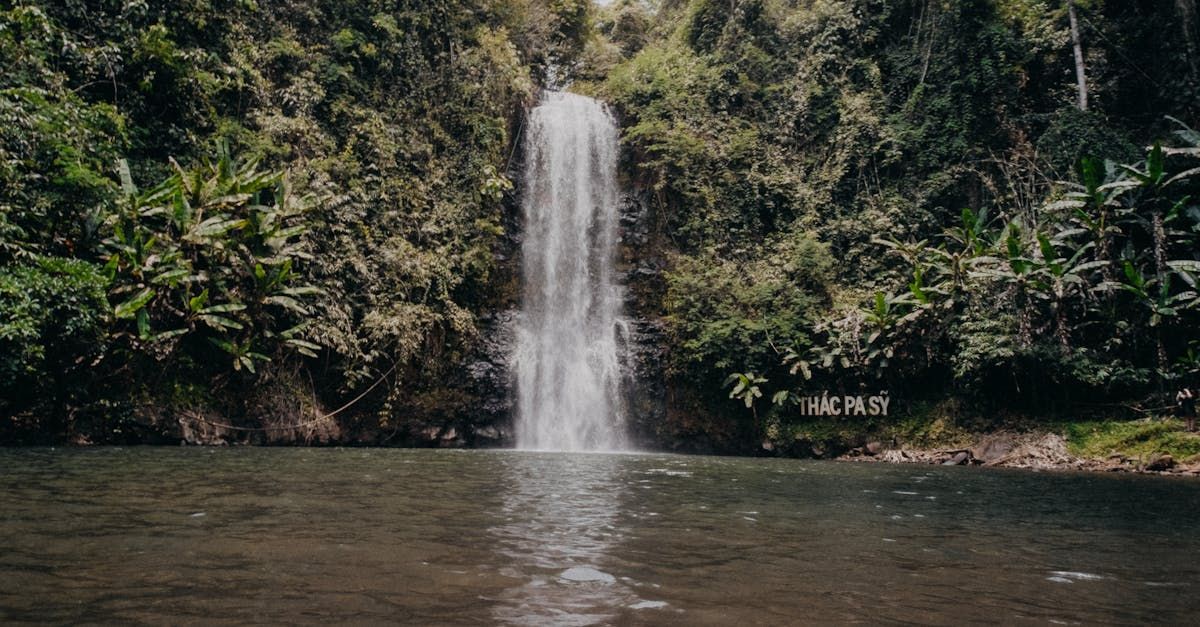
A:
[[1035, 107, 1138, 180], [665, 231, 833, 394], [789, 124, 1200, 409], [0, 257, 108, 416], [0, 0, 567, 436], [102, 142, 321, 374]]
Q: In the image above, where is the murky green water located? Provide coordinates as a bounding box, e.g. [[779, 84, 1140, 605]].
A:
[[1, 448, 1198, 625]]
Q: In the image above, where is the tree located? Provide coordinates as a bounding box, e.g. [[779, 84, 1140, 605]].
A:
[[1067, 0, 1088, 110]]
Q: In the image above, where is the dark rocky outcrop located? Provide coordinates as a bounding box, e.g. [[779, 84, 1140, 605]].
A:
[[617, 190, 669, 450], [461, 308, 519, 446]]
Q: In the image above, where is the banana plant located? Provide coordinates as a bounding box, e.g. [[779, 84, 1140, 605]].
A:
[[1117, 144, 1189, 291], [1105, 261, 1191, 328], [931, 207, 993, 295], [1102, 261, 1193, 378], [1050, 156, 1132, 286], [102, 142, 322, 373], [725, 371, 767, 409], [876, 236, 943, 307], [1032, 231, 1096, 350]]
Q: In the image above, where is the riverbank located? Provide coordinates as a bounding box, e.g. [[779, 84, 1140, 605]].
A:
[[10, 397, 1200, 478], [799, 416, 1200, 476]]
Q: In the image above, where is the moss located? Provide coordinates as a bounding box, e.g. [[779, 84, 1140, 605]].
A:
[[775, 403, 1200, 465], [785, 415, 871, 444], [886, 415, 974, 450], [1065, 419, 1200, 461]]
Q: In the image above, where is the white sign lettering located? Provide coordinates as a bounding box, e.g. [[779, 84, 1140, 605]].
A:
[[798, 392, 890, 416]]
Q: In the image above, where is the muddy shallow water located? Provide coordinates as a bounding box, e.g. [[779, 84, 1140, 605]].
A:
[[1, 448, 1197, 624]]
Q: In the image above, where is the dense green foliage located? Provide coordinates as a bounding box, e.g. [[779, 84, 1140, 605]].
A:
[[793, 138, 1200, 405], [4, 0, 1200, 451], [0, 257, 108, 421], [105, 144, 321, 374], [596, 0, 1200, 447], [0, 0, 590, 441]]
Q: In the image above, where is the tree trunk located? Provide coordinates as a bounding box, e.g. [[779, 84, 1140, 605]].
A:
[[1098, 212, 1114, 285], [1157, 328, 1169, 394], [1153, 211, 1167, 285], [1056, 304, 1070, 353], [1177, 0, 1199, 80], [1068, 0, 1088, 111], [1153, 211, 1169, 389]]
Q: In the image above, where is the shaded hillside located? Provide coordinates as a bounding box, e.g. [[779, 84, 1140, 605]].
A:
[[589, 0, 1200, 451], [0, 0, 594, 443]]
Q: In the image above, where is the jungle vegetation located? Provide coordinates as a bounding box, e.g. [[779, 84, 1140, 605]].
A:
[[2, 0, 1199, 450], [591, 0, 1200, 448], [1, 0, 590, 442]]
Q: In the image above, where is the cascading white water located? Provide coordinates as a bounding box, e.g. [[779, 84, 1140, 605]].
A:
[[514, 91, 627, 452]]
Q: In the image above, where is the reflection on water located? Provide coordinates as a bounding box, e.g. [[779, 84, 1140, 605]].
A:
[[490, 453, 634, 625], [0, 448, 1198, 624]]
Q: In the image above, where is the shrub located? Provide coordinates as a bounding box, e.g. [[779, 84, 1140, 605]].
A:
[[0, 256, 108, 417]]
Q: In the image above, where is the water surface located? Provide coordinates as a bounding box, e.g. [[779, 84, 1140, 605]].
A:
[[1, 448, 1198, 624]]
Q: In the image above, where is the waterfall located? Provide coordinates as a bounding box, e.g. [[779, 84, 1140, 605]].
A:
[[514, 91, 627, 452]]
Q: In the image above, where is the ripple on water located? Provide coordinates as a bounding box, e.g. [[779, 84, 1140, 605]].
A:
[[560, 567, 615, 584], [4, 448, 1200, 625], [644, 468, 693, 477], [1047, 571, 1104, 582]]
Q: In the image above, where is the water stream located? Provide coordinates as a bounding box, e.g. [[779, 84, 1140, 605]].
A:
[[514, 91, 627, 452]]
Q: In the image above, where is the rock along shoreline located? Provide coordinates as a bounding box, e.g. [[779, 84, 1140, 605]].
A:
[[836, 431, 1200, 477]]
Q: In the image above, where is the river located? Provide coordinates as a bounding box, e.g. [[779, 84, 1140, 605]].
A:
[[1, 448, 1197, 624]]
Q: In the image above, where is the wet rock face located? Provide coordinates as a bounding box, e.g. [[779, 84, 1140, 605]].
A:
[[462, 308, 518, 446], [621, 316, 667, 449], [617, 191, 668, 450]]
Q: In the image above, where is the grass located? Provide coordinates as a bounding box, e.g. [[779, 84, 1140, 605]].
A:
[[779, 399, 979, 451], [782, 415, 877, 446], [1064, 418, 1200, 462], [887, 413, 976, 449], [777, 400, 1200, 465]]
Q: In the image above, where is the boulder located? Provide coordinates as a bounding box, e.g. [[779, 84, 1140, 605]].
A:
[[943, 451, 970, 466], [986, 433, 1078, 469], [971, 435, 1017, 464], [1145, 453, 1175, 472], [879, 449, 912, 463], [865, 441, 883, 456]]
